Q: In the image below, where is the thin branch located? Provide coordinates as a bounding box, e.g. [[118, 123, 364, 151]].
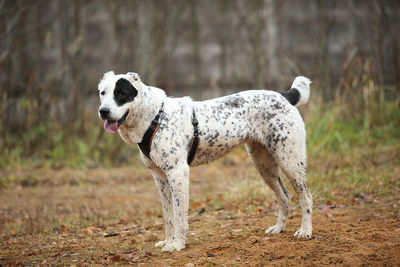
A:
[[0, 0, 5, 15], [0, 6, 22, 63]]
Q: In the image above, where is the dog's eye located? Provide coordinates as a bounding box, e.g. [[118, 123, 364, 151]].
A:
[[101, 91, 105, 95]]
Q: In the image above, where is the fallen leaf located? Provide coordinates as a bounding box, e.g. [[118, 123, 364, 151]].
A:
[[145, 251, 154, 257], [108, 255, 121, 262], [192, 201, 202, 209], [331, 189, 340, 195]]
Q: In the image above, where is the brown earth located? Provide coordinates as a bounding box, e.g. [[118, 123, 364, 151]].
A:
[[1, 199, 399, 266], [0, 150, 399, 266]]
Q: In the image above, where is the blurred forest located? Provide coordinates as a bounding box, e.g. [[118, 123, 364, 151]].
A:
[[0, 0, 399, 167]]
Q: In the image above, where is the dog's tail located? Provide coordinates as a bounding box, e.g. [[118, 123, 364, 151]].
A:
[[281, 76, 311, 107]]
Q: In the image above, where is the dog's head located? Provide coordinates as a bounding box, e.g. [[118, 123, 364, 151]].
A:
[[97, 71, 142, 134]]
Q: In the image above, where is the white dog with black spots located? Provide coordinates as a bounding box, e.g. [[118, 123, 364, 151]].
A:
[[97, 71, 313, 252]]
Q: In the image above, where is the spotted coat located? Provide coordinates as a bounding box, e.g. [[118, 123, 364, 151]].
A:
[[97, 72, 313, 252]]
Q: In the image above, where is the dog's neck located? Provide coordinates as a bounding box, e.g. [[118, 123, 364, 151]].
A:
[[118, 85, 166, 144]]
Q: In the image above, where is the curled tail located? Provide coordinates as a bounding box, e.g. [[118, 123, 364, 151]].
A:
[[281, 76, 311, 107]]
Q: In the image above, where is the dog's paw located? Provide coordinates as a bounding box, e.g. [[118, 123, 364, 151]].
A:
[[294, 228, 312, 239], [155, 240, 168, 248], [161, 241, 185, 252], [265, 224, 285, 234]]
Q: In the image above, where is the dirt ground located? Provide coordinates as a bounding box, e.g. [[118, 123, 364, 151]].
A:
[[0, 151, 399, 266]]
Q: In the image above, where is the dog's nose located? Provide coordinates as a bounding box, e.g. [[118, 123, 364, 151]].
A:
[[99, 107, 110, 119]]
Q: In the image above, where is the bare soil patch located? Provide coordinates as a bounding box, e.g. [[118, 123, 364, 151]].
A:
[[1, 199, 399, 266], [0, 150, 399, 266]]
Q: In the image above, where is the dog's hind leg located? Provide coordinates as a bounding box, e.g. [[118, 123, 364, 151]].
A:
[[246, 141, 290, 234], [275, 143, 313, 239]]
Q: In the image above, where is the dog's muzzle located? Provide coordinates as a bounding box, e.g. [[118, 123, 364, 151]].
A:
[[117, 110, 129, 125], [102, 109, 129, 134]]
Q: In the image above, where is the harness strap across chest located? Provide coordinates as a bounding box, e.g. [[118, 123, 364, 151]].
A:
[[138, 104, 200, 165], [137, 103, 163, 160]]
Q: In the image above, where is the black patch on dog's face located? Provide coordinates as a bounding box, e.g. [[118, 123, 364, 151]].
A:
[[114, 78, 138, 106]]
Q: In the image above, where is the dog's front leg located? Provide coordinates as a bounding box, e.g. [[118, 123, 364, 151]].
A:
[[152, 172, 174, 249], [161, 165, 189, 252]]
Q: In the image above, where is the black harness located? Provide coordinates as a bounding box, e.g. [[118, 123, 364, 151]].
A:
[[138, 103, 200, 165], [187, 109, 200, 164]]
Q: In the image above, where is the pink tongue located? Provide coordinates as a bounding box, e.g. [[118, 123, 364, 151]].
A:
[[104, 120, 119, 134]]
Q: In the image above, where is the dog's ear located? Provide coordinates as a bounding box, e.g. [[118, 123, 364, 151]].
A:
[[114, 78, 138, 106], [127, 72, 141, 82], [99, 71, 115, 85], [98, 71, 115, 89], [103, 71, 115, 80]]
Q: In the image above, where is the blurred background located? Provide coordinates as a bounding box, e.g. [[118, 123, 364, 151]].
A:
[[0, 0, 399, 167]]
